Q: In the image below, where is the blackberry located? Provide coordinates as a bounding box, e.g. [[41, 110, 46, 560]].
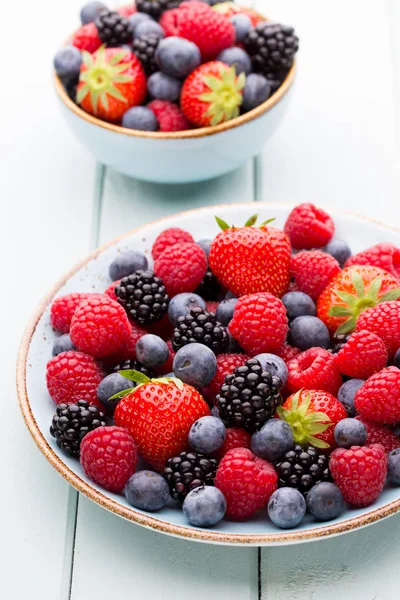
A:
[[164, 451, 218, 502], [274, 445, 332, 495], [132, 34, 161, 74], [172, 307, 229, 354], [245, 22, 299, 75], [195, 268, 223, 301], [95, 10, 133, 46], [136, 0, 183, 19], [50, 400, 106, 458], [265, 68, 289, 92], [216, 358, 282, 433], [115, 270, 169, 325], [332, 333, 350, 354], [112, 358, 155, 379]]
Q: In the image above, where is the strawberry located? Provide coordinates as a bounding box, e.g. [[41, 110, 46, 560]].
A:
[[208, 215, 291, 297], [316, 265, 400, 335], [212, 2, 265, 26], [290, 250, 341, 301], [286, 347, 342, 396], [284, 203, 334, 250], [354, 366, 400, 424], [345, 243, 400, 280], [72, 22, 102, 53], [278, 389, 347, 449], [356, 301, 400, 357], [335, 329, 388, 379], [114, 372, 210, 471], [77, 46, 146, 123], [181, 62, 245, 127]]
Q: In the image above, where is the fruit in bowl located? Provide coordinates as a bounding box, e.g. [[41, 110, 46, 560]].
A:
[[20, 202, 400, 540], [52, 1, 298, 183]]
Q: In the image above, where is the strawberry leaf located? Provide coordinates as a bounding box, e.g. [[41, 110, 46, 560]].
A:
[[335, 316, 357, 335], [328, 306, 354, 317], [308, 436, 330, 449], [351, 271, 365, 298], [108, 388, 134, 401], [259, 218, 276, 226], [215, 216, 230, 231], [244, 214, 258, 227], [118, 370, 151, 384], [378, 288, 400, 303]]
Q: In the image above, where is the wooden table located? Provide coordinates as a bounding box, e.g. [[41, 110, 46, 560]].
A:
[[4, 0, 400, 598]]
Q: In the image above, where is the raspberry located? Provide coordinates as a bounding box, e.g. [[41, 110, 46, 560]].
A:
[[335, 330, 388, 379], [208, 353, 249, 399], [287, 347, 342, 396], [70, 296, 131, 358], [118, 4, 137, 17], [355, 417, 400, 453], [290, 250, 341, 301], [228, 292, 288, 355], [46, 350, 103, 407], [103, 321, 148, 366], [205, 301, 219, 313], [159, 7, 180, 36], [278, 344, 301, 363], [330, 444, 387, 506], [154, 339, 175, 374], [104, 280, 120, 302], [146, 311, 174, 340], [212, 427, 251, 461], [72, 22, 102, 53], [354, 366, 400, 424], [356, 301, 400, 358], [152, 227, 194, 260], [148, 100, 192, 132], [215, 448, 277, 520], [51, 292, 93, 333], [80, 426, 138, 492], [154, 242, 207, 297], [345, 243, 400, 280], [284, 203, 334, 250]]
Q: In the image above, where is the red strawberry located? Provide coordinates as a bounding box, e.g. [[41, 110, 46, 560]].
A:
[[207, 353, 249, 400], [114, 374, 210, 471], [356, 301, 400, 357], [46, 350, 103, 407], [335, 330, 388, 379], [317, 265, 400, 335], [209, 216, 291, 298], [212, 2, 264, 26], [229, 292, 288, 355], [278, 344, 301, 363], [278, 389, 346, 449], [284, 203, 334, 250], [51, 292, 94, 333], [147, 99, 192, 132], [215, 448, 277, 520], [355, 417, 400, 453], [287, 347, 342, 396], [212, 427, 252, 461], [77, 47, 146, 123], [290, 250, 341, 301], [345, 243, 400, 280], [152, 227, 194, 261], [181, 61, 245, 127], [154, 242, 207, 297], [330, 444, 387, 506], [354, 366, 400, 424], [72, 22, 102, 53]]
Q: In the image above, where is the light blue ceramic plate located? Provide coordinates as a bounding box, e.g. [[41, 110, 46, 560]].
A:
[[17, 203, 400, 545]]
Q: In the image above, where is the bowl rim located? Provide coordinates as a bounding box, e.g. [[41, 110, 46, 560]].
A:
[[54, 59, 296, 140], [16, 202, 400, 545]]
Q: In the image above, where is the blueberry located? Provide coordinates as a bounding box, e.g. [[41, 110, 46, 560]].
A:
[[183, 486, 226, 527], [147, 72, 182, 102], [230, 13, 252, 43], [109, 250, 148, 280], [282, 291, 316, 321], [128, 12, 153, 34], [54, 47, 82, 82], [216, 298, 238, 326], [242, 73, 271, 112], [189, 416, 226, 454], [388, 448, 400, 484], [211, 405, 221, 419], [122, 106, 159, 131], [253, 353, 288, 387], [334, 418, 367, 448], [268, 488, 306, 529], [125, 470, 170, 511], [394, 349, 400, 369], [168, 292, 206, 326], [324, 240, 352, 267], [97, 373, 133, 411], [337, 379, 364, 416], [251, 420, 293, 462], [80, 1, 107, 24], [225, 290, 237, 300], [52, 334, 75, 356], [196, 239, 212, 258], [290, 315, 330, 350], [156, 37, 201, 79], [173, 343, 217, 387], [134, 20, 165, 39], [306, 482, 345, 521], [136, 334, 169, 368], [216, 47, 251, 75]]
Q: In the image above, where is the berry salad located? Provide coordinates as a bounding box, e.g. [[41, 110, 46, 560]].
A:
[[53, 1, 299, 132], [46, 203, 400, 530]]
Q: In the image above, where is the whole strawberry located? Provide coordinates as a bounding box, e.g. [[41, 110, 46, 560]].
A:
[[354, 366, 400, 424], [209, 215, 291, 298], [114, 372, 210, 471], [356, 301, 400, 357], [345, 242, 400, 280], [335, 329, 388, 379], [77, 46, 146, 122], [286, 347, 342, 396], [181, 62, 245, 127], [290, 250, 341, 301], [46, 350, 103, 407], [330, 444, 387, 506], [284, 203, 334, 250], [215, 448, 277, 520]]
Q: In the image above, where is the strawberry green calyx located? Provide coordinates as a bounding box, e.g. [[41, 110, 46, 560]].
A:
[[215, 214, 275, 231], [276, 390, 332, 449], [328, 271, 400, 335], [77, 46, 133, 114], [109, 370, 184, 401], [200, 66, 246, 126]]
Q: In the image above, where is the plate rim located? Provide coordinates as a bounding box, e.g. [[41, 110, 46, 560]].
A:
[[16, 202, 400, 545]]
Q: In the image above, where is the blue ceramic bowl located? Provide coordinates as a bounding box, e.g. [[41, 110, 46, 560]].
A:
[[54, 63, 296, 184]]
